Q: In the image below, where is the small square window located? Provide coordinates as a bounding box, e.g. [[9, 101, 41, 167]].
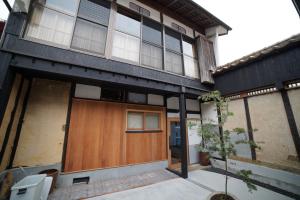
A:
[[145, 113, 160, 130], [128, 112, 143, 129]]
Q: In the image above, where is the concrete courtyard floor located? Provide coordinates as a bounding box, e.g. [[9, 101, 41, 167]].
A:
[[87, 170, 293, 200]]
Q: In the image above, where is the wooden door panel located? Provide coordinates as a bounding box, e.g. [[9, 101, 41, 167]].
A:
[[64, 99, 167, 172]]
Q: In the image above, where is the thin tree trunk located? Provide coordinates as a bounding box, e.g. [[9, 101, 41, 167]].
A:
[[225, 157, 228, 199]]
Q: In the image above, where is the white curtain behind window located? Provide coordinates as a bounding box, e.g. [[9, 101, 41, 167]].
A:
[[112, 31, 140, 63], [184, 55, 199, 78], [26, 6, 74, 47], [72, 19, 107, 54], [165, 51, 182, 75], [141, 43, 162, 69], [128, 112, 143, 129]]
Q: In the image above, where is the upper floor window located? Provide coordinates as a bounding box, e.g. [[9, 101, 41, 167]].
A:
[[141, 18, 162, 69], [25, 0, 79, 47], [71, 0, 110, 54], [183, 38, 199, 78], [24, 1, 201, 79], [165, 28, 183, 75], [112, 9, 141, 63]]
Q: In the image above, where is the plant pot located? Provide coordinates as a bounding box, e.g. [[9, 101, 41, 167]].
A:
[[207, 192, 238, 200], [199, 151, 210, 166]]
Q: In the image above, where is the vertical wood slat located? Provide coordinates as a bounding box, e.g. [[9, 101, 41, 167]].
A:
[[196, 36, 216, 84], [64, 99, 167, 172]]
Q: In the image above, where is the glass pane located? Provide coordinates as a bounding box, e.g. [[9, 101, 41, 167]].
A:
[[169, 120, 181, 173], [43, 0, 79, 15], [165, 29, 181, 52], [25, 5, 74, 47], [71, 19, 107, 54], [182, 40, 195, 57], [112, 31, 140, 63], [165, 50, 183, 75], [142, 43, 162, 69], [184, 56, 199, 78], [115, 12, 140, 37], [128, 112, 143, 129], [142, 18, 161, 45], [78, 0, 110, 25], [145, 113, 160, 130]]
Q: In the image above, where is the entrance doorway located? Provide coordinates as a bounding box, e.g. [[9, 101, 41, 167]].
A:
[[167, 118, 182, 173]]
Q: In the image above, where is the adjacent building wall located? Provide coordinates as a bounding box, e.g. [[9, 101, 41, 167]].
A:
[[13, 79, 70, 167], [288, 88, 300, 136], [0, 74, 30, 171], [248, 92, 300, 169], [224, 99, 251, 159], [0, 79, 29, 171]]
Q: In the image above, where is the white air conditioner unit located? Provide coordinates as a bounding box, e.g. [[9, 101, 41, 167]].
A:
[[13, 0, 31, 13]]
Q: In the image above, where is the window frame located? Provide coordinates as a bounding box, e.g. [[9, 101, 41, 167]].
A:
[[182, 36, 200, 78], [23, 1, 201, 80], [71, 0, 111, 55], [126, 110, 162, 133]]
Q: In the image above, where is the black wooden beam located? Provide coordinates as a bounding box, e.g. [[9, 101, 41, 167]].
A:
[[0, 52, 14, 126], [179, 87, 188, 178], [3, 0, 12, 12], [243, 97, 256, 160], [61, 82, 75, 172], [166, 0, 178, 7], [280, 89, 300, 160]]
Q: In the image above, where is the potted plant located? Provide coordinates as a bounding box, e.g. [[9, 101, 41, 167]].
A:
[[198, 123, 215, 166], [198, 91, 260, 200]]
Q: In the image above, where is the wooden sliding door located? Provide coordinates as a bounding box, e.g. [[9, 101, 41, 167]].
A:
[[64, 99, 167, 172], [64, 99, 125, 172]]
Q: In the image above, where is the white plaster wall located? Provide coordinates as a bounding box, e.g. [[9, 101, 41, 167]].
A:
[[287, 89, 300, 136], [116, 0, 160, 22], [200, 102, 218, 125], [224, 99, 251, 159], [74, 84, 101, 100], [163, 14, 194, 38], [167, 97, 179, 110], [248, 92, 300, 169], [13, 79, 71, 167], [148, 94, 164, 106], [186, 99, 200, 111]]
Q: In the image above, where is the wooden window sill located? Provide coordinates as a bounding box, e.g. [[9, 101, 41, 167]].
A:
[[126, 130, 162, 133]]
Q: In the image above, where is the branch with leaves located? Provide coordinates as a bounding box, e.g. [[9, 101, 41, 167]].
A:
[[198, 91, 261, 197]]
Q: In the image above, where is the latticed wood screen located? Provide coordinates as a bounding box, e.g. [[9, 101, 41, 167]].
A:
[[197, 36, 216, 84]]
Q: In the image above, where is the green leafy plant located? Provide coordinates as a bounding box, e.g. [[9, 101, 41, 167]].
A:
[[198, 91, 260, 198]]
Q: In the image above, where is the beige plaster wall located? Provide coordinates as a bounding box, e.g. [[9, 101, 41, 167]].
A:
[[224, 99, 247, 131], [0, 79, 29, 171], [13, 79, 70, 167], [248, 92, 300, 168], [288, 89, 300, 136]]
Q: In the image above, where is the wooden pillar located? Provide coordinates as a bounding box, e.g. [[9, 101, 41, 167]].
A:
[[179, 87, 188, 178], [243, 97, 256, 160], [280, 89, 300, 160]]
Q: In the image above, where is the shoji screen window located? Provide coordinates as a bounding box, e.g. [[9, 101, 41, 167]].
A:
[[25, 0, 79, 47], [112, 9, 141, 63], [71, 0, 110, 54], [164, 28, 183, 75], [182, 38, 199, 78], [141, 18, 163, 69]]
